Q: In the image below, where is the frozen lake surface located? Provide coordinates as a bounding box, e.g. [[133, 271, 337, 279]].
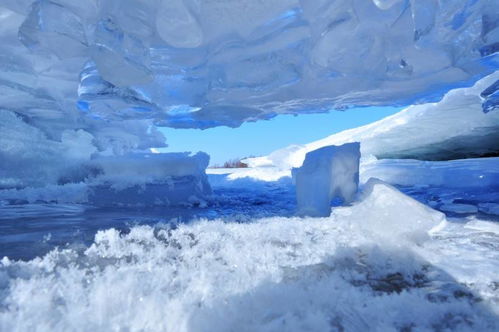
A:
[[0, 169, 498, 331], [1, 169, 498, 261]]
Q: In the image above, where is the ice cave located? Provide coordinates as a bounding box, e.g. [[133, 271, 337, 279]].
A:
[[0, 0, 498, 331]]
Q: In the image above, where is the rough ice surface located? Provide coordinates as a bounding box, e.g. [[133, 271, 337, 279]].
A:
[[1, 181, 498, 332], [292, 143, 360, 217], [0, 1, 498, 194], [246, 72, 499, 168], [0, 0, 498, 133], [0, 151, 212, 207], [360, 157, 499, 217], [1, 1, 499, 330]]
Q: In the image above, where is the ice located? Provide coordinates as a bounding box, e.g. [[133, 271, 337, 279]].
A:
[[0, 110, 97, 188], [87, 152, 212, 207], [91, 17, 153, 87], [0, 1, 497, 131], [337, 178, 447, 244], [0, 183, 88, 204], [478, 203, 499, 216], [361, 157, 499, 189], [0, 119, 212, 206], [246, 72, 499, 168], [292, 143, 360, 217], [440, 203, 479, 215], [1, 0, 498, 193], [19, 1, 88, 59], [89, 152, 210, 189], [156, 0, 203, 48], [1, 1, 498, 329], [0, 199, 497, 331]]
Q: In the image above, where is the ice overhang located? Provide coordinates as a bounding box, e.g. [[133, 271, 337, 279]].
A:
[[0, 0, 498, 129]]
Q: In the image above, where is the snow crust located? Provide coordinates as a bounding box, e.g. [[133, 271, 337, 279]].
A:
[[292, 143, 360, 217], [1, 180, 497, 332]]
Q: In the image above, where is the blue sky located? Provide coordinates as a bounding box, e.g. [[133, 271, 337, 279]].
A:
[[159, 106, 402, 165]]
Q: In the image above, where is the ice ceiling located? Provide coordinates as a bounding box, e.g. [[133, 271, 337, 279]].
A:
[[0, 0, 498, 186], [1, 0, 498, 131]]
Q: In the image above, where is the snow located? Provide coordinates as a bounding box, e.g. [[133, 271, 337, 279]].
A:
[[292, 143, 360, 217], [0, 1, 498, 330], [0, 183, 497, 332], [208, 167, 291, 182], [245, 72, 499, 167]]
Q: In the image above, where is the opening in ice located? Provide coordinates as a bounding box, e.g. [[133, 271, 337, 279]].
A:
[[0, 1, 498, 331]]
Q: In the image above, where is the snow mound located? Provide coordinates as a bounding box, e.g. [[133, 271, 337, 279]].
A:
[[293, 143, 360, 217]]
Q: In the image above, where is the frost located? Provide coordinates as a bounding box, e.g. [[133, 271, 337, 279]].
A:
[[0, 199, 497, 331]]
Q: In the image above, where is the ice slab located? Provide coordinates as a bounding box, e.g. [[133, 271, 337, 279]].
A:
[[361, 157, 499, 189], [0, 152, 212, 207], [337, 178, 447, 244], [292, 143, 360, 217], [87, 152, 212, 207], [440, 203, 478, 215], [247, 72, 499, 167], [478, 203, 499, 216]]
